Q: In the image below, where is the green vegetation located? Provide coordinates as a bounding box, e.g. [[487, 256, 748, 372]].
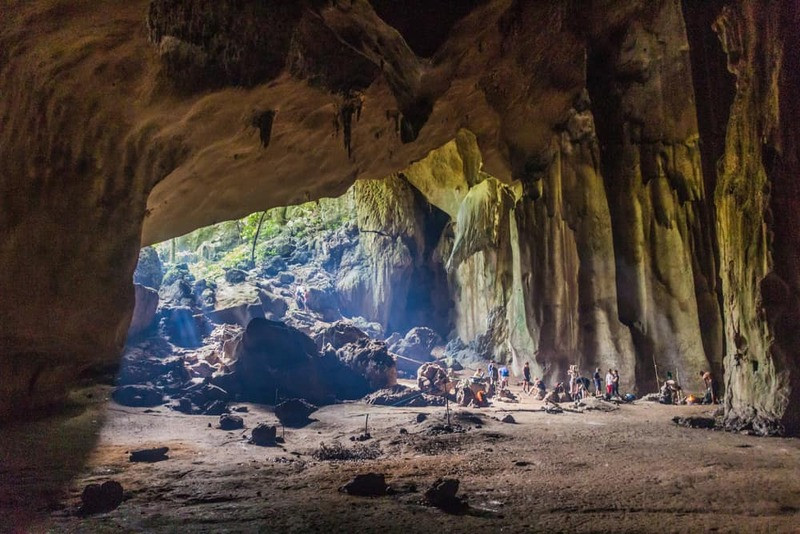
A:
[[154, 189, 356, 283]]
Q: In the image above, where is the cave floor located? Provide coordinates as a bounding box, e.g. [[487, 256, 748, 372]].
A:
[[8, 384, 800, 533]]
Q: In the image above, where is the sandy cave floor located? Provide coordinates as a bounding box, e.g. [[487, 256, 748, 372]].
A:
[[3, 382, 800, 534]]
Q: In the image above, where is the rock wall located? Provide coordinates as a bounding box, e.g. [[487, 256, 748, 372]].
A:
[[515, 98, 637, 386], [713, 1, 800, 435], [586, 0, 723, 392], [336, 175, 450, 336]]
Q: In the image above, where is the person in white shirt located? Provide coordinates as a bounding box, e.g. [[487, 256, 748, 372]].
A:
[[605, 369, 615, 399]]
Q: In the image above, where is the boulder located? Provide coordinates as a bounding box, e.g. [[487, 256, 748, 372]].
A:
[[207, 302, 264, 327], [390, 327, 443, 361], [183, 382, 229, 409], [212, 318, 330, 404], [161, 263, 194, 288], [251, 423, 277, 446], [339, 473, 389, 496], [192, 279, 217, 310], [314, 321, 369, 351], [334, 339, 397, 394], [133, 246, 163, 290], [127, 284, 159, 339], [416, 362, 449, 395], [159, 278, 197, 308], [278, 272, 295, 285], [188, 360, 216, 378], [274, 398, 317, 427], [203, 399, 229, 416], [112, 385, 164, 407], [117, 348, 184, 386], [258, 289, 289, 319], [262, 256, 287, 276], [349, 317, 383, 339], [80, 481, 124, 515], [218, 414, 244, 430], [224, 268, 247, 284]]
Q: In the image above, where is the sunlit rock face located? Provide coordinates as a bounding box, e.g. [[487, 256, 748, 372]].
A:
[[710, 1, 800, 435], [0, 0, 797, 433]]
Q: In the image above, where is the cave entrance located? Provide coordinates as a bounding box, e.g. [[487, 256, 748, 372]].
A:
[[124, 176, 458, 409]]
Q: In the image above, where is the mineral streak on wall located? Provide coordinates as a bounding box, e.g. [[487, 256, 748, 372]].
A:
[[0, 0, 797, 434]]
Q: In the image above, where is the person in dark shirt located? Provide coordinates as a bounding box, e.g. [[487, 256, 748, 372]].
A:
[[593, 368, 602, 397], [522, 362, 532, 394]]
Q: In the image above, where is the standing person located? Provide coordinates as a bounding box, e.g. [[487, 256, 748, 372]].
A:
[[295, 281, 307, 310], [700, 370, 719, 404], [491, 362, 500, 388], [574, 377, 588, 402], [605, 369, 614, 399], [593, 367, 603, 397], [522, 362, 532, 394], [487, 361, 496, 388], [612, 369, 621, 399], [499, 364, 510, 390], [568, 365, 578, 397]]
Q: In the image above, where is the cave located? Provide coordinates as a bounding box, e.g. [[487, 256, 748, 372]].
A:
[[2, 0, 799, 532]]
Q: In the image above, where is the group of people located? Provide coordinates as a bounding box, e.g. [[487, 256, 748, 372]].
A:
[[461, 359, 721, 409], [473, 361, 511, 391]]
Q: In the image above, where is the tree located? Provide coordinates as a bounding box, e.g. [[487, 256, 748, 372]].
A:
[[250, 211, 267, 266]]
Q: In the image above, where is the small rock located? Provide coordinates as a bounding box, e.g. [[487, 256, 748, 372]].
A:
[[80, 480, 123, 515], [399, 428, 408, 435], [129, 447, 169, 463], [218, 414, 244, 430], [339, 473, 389, 496], [424, 478, 467, 513], [500, 414, 516, 424], [278, 272, 295, 285], [251, 423, 277, 446], [233, 406, 249, 413], [415, 413, 427, 424]]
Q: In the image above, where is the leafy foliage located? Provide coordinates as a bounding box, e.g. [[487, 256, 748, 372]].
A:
[[151, 188, 356, 282]]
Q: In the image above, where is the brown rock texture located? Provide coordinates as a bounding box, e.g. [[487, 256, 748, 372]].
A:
[[0, 0, 797, 433], [712, 1, 800, 435]]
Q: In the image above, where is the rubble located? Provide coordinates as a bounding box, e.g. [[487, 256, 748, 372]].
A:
[[672, 416, 717, 429], [364, 385, 446, 407], [311, 441, 381, 461]]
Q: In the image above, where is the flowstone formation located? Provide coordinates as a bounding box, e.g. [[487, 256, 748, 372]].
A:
[[0, 0, 797, 434]]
